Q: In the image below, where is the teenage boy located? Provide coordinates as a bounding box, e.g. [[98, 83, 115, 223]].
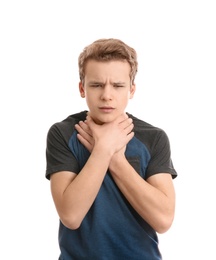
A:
[[45, 38, 177, 259]]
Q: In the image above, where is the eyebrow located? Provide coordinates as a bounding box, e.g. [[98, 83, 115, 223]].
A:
[[88, 81, 126, 85], [112, 82, 126, 85], [88, 81, 103, 84]]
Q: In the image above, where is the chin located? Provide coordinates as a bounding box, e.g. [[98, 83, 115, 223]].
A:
[[93, 115, 116, 125]]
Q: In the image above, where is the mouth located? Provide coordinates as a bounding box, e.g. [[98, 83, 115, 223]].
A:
[[98, 106, 115, 113]]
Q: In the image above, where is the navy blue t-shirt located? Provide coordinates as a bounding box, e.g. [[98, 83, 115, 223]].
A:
[[46, 111, 177, 260]]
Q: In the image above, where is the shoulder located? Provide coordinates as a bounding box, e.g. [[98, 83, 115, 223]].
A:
[[47, 111, 87, 141], [128, 112, 167, 137], [127, 112, 170, 151]]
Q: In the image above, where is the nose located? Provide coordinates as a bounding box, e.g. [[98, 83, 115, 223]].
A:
[[100, 85, 113, 101]]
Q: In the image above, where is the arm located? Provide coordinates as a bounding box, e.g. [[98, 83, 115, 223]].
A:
[[50, 114, 134, 230], [50, 147, 112, 230], [76, 118, 176, 233], [109, 152, 175, 233]]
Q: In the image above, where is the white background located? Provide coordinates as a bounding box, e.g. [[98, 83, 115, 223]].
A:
[[0, 0, 215, 259]]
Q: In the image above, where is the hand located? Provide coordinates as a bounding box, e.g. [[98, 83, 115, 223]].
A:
[[75, 120, 94, 152], [75, 113, 134, 156]]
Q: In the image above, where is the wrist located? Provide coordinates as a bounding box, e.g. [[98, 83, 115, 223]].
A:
[[92, 143, 114, 161], [109, 152, 126, 172]]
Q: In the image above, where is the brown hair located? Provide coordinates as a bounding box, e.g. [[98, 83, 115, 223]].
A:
[[78, 38, 138, 85]]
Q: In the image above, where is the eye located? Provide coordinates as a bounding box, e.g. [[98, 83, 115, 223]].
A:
[[90, 83, 103, 88], [113, 84, 124, 88]]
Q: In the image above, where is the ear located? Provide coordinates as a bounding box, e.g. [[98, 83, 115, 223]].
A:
[[129, 84, 136, 99], [79, 81, 85, 98]]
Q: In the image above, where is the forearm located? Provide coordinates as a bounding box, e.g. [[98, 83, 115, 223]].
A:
[[57, 147, 112, 229], [109, 154, 175, 233]]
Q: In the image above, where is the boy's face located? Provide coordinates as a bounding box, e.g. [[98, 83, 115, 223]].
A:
[[79, 60, 136, 124]]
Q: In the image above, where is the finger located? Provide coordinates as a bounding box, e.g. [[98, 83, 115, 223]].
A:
[[115, 113, 128, 123], [126, 121, 134, 133], [86, 112, 94, 121], [86, 115, 96, 129], [76, 133, 93, 152], [126, 131, 135, 143], [79, 121, 92, 136], [75, 123, 92, 141], [120, 117, 133, 130]]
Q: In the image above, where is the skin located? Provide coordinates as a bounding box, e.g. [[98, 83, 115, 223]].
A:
[[50, 60, 176, 233]]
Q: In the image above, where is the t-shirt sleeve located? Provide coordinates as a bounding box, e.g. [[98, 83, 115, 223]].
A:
[[145, 130, 177, 179], [45, 124, 79, 180]]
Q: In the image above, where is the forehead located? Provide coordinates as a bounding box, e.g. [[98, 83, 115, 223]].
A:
[[84, 60, 131, 80]]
